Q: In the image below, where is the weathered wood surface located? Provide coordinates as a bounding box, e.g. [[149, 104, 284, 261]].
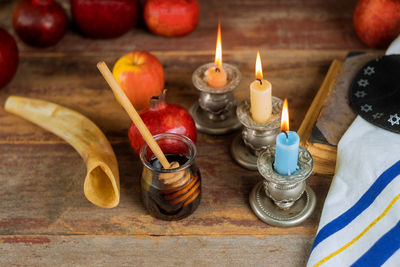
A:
[[0, 142, 331, 236], [0, 50, 347, 143], [0, 0, 383, 265], [1, 0, 364, 55], [0, 235, 312, 266]]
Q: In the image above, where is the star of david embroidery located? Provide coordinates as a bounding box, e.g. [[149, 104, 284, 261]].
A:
[[357, 79, 369, 87], [354, 90, 367, 98], [360, 104, 372, 112], [363, 66, 375, 76], [372, 112, 384, 119], [388, 114, 400, 126]]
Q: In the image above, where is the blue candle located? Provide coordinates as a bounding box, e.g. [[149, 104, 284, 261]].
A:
[[273, 131, 300, 175], [273, 98, 300, 175]]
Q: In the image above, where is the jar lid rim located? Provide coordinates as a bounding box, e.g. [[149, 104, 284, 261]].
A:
[[140, 133, 197, 172]]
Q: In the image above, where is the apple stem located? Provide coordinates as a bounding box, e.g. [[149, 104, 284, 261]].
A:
[[150, 89, 167, 110]]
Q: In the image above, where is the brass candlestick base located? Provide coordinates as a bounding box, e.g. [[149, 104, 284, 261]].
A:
[[189, 102, 241, 135], [249, 182, 315, 227], [189, 63, 242, 135], [231, 97, 283, 170], [249, 146, 316, 227]]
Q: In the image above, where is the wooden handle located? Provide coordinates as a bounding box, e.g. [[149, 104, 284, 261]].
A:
[[97, 61, 171, 169]]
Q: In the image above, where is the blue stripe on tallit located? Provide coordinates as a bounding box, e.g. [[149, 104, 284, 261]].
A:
[[351, 220, 400, 267], [312, 160, 400, 250]]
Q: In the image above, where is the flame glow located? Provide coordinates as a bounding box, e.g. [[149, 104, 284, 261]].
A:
[[281, 98, 289, 132], [214, 21, 222, 69], [255, 51, 263, 80]]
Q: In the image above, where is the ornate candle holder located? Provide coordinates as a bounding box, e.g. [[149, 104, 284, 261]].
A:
[[231, 97, 283, 170], [249, 146, 316, 227], [189, 63, 242, 135]]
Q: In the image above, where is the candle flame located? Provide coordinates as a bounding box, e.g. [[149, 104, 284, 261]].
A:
[[281, 98, 289, 132], [255, 51, 263, 80], [214, 20, 222, 69]]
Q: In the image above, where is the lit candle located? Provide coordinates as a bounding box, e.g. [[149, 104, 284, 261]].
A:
[[250, 51, 272, 123], [205, 21, 227, 88], [273, 98, 300, 175]]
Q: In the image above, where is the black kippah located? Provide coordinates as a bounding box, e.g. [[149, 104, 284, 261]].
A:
[[349, 55, 400, 134]]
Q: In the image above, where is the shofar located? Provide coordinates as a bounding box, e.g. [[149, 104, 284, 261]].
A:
[[4, 96, 120, 208]]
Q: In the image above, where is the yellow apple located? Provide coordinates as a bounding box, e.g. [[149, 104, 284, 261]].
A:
[[113, 51, 165, 110]]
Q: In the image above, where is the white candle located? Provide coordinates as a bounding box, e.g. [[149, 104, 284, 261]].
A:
[[250, 51, 272, 123]]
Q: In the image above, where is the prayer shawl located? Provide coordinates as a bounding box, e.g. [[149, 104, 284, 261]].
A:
[[307, 35, 400, 267]]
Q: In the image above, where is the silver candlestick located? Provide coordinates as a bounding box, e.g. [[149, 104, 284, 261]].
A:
[[231, 97, 283, 170], [249, 145, 316, 227], [189, 63, 242, 135]]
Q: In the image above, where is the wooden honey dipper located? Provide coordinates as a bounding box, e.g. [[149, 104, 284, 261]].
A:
[[163, 173, 200, 207], [97, 61, 171, 169], [151, 146, 200, 207], [97, 62, 200, 207]]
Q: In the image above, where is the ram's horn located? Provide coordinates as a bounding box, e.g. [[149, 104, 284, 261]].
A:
[[4, 96, 120, 208]]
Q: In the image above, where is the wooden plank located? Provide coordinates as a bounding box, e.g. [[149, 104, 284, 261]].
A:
[[298, 60, 343, 175], [0, 142, 331, 236], [307, 144, 338, 176], [298, 59, 343, 146], [0, 51, 337, 237], [0, 235, 313, 266], [0, 0, 364, 55], [0, 1, 371, 264], [0, 50, 347, 143]]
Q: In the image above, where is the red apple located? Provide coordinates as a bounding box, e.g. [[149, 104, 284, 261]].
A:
[[71, 0, 140, 39], [13, 0, 68, 47], [144, 0, 200, 37], [0, 28, 19, 89], [353, 0, 400, 48], [112, 51, 164, 111], [129, 90, 197, 155]]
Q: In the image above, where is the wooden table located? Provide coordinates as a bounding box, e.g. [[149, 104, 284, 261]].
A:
[[0, 0, 379, 265]]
